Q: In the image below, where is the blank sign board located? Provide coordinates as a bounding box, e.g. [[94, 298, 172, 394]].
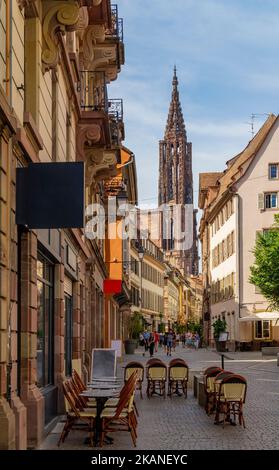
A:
[[111, 340, 122, 358], [91, 349, 117, 380]]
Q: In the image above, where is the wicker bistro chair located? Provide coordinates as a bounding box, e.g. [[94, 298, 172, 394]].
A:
[[146, 362, 167, 398], [214, 374, 247, 428], [124, 361, 144, 399], [203, 367, 223, 415], [57, 379, 97, 447], [168, 360, 189, 398], [100, 371, 138, 447]]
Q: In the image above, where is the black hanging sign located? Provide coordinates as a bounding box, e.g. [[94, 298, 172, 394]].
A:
[[16, 162, 84, 229]]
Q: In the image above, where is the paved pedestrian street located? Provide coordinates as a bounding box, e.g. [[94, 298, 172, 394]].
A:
[[40, 347, 279, 451]]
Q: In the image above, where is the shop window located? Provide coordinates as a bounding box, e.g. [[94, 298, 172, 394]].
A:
[[65, 294, 73, 377], [37, 253, 54, 388], [254, 320, 271, 340]]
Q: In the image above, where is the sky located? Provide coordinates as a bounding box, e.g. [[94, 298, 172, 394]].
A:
[[110, 0, 279, 209]]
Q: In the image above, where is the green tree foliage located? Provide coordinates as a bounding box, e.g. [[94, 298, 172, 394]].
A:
[[212, 318, 227, 339], [126, 313, 144, 339], [187, 320, 202, 336], [250, 214, 279, 309]]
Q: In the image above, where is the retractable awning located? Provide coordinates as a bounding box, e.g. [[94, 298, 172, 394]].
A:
[[239, 312, 279, 322]]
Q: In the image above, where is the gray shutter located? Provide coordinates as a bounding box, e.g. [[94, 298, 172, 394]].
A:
[[258, 193, 264, 210]]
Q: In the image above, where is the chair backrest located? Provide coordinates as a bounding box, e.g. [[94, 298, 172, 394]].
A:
[[203, 366, 223, 376], [211, 371, 234, 394], [62, 380, 81, 418], [169, 358, 188, 367], [124, 362, 144, 382], [220, 374, 247, 403], [204, 368, 224, 392], [114, 371, 138, 418], [146, 358, 163, 367], [72, 369, 86, 391], [65, 378, 86, 410], [117, 370, 138, 406], [148, 365, 167, 380], [169, 365, 188, 381]]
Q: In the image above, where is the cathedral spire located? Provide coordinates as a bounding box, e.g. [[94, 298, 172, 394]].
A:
[[165, 66, 186, 138], [158, 67, 198, 276]]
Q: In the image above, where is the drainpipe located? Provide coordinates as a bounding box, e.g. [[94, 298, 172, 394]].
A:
[[234, 192, 241, 320], [5, 0, 12, 103]]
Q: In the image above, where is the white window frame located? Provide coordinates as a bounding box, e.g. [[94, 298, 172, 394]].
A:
[[265, 192, 278, 209], [254, 320, 271, 340]]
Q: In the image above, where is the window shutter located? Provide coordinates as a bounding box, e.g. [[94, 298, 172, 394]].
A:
[[258, 193, 264, 210]]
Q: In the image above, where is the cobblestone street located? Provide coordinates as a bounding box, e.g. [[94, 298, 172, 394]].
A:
[[40, 346, 279, 450]]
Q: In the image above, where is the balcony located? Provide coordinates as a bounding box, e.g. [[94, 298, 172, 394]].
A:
[[76, 72, 123, 172], [108, 98, 123, 121], [77, 71, 108, 112], [110, 4, 124, 42], [108, 99, 124, 147]]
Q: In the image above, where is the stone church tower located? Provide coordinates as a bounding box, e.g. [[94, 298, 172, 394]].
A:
[[158, 67, 198, 275]]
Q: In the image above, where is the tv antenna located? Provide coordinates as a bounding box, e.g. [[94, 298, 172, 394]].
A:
[[247, 113, 271, 139]]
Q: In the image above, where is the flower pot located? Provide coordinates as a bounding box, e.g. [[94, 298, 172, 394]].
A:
[[215, 339, 226, 352], [124, 339, 137, 355]]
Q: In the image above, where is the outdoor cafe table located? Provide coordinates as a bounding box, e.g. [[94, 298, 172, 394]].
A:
[[80, 387, 120, 446]]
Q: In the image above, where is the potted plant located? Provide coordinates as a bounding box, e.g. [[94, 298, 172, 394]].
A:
[[212, 318, 227, 352], [124, 313, 143, 354]]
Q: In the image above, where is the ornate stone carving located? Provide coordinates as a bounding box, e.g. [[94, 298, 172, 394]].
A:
[[83, 24, 107, 68], [42, 2, 80, 71], [76, 6, 89, 39], [77, 124, 102, 161], [85, 150, 117, 187], [17, 0, 35, 9]]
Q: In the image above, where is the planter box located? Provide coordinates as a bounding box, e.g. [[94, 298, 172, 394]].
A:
[[262, 347, 279, 356], [124, 339, 137, 354]]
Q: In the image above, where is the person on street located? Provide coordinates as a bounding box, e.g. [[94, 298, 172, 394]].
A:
[[143, 330, 150, 356], [194, 332, 200, 350], [164, 331, 168, 352], [154, 331, 159, 352], [167, 330, 173, 356], [149, 333, 155, 357]]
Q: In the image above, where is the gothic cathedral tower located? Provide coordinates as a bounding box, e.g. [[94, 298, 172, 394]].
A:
[[158, 67, 198, 275]]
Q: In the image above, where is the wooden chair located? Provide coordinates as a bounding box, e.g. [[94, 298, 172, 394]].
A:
[[72, 369, 96, 408], [124, 361, 144, 399], [145, 358, 164, 378], [146, 362, 167, 398], [215, 374, 247, 428], [100, 371, 138, 447], [168, 359, 189, 398], [57, 379, 97, 447], [203, 367, 223, 415]]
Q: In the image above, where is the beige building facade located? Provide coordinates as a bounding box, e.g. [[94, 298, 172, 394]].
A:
[[199, 115, 279, 350], [0, 0, 127, 449]]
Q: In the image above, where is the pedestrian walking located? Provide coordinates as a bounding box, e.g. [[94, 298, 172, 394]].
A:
[[167, 330, 173, 356], [154, 331, 159, 352], [148, 333, 155, 357], [164, 331, 168, 352], [143, 330, 150, 356], [194, 332, 200, 350]]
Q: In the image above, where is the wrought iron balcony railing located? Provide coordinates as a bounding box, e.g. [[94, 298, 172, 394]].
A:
[[108, 98, 123, 121], [77, 71, 108, 112], [110, 4, 124, 42]]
